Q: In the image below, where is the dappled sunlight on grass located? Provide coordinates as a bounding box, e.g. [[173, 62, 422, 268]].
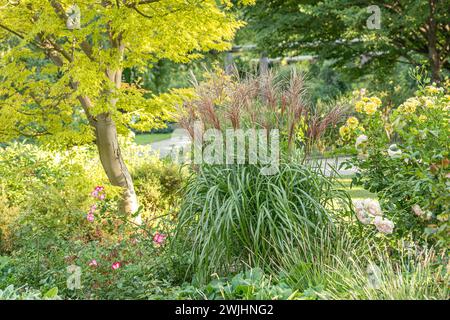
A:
[[134, 133, 172, 145], [336, 176, 377, 200]]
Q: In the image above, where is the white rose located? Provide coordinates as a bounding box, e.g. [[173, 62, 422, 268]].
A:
[[373, 216, 395, 234], [353, 200, 372, 224], [364, 199, 382, 217]]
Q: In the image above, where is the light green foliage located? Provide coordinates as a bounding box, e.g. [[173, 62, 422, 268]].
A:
[[0, 0, 252, 144], [0, 284, 60, 300], [0, 142, 113, 252], [132, 156, 186, 221], [0, 142, 188, 299]]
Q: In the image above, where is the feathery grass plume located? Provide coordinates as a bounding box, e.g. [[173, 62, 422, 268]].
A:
[[305, 102, 347, 155], [177, 68, 347, 157]]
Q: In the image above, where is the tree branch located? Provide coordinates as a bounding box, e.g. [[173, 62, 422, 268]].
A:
[[0, 23, 25, 39]]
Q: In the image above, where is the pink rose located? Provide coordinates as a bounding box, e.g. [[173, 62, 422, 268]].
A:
[[88, 259, 98, 267], [153, 232, 167, 245], [87, 213, 95, 222], [111, 262, 121, 270], [91, 187, 106, 200]]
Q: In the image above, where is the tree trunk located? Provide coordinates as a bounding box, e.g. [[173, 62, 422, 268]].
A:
[[428, 0, 441, 83], [94, 113, 140, 223]]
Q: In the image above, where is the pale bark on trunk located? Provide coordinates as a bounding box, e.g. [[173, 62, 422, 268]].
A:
[[42, 6, 140, 222], [76, 85, 140, 223], [94, 113, 140, 221]]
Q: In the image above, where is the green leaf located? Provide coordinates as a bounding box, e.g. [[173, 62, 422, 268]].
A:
[[43, 287, 58, 299]]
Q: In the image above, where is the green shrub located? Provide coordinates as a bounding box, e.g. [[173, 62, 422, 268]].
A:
[[132, 158, 186, 221], [0, 193, 20, 252], [2, 207, 190, 299], [0, 143, 108, 253], [0, 142, 190, 299]]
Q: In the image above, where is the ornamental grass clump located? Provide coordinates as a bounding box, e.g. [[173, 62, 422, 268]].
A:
[[174, 160, 351, 283], [173, 68, 352, 283], [279, 230, 449, 300]]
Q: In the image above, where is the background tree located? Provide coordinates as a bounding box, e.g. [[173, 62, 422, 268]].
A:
[[245, 0, 449, 83], [0, 0, 253, 217]]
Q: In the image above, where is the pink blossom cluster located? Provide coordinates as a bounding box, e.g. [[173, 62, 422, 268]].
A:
[[353, 199, 394, 234], [86, 186, 106, 222], [153, 232, 167, 245], [91, 186, 106, 200], [86, 204, 97, 222], [88, 259, 121, 270]]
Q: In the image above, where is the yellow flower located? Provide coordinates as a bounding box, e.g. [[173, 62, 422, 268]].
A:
[[420, 97, 435, 108], [355, 101, 365, 113], [444, 79, 450, 90], [346, 116, 359, 129], [370, 96, 382, 107], [339, 125, 350, 139], [425, 85, 440, 95], [355, 96, 381, 115], [398, 97, 419, 114], [418, 115, 428, 123], [364, 102, 377, 115]]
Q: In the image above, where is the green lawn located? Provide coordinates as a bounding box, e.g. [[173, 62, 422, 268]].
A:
[[336, 175, 377, 200], [135, 133, 172, 145]]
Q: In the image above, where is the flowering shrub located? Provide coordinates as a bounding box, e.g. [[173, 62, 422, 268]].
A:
[[353, 199, 395, 235], [2, 185, 183, 299], [0, 142, 190, 299], [340, 81, 449, 248]]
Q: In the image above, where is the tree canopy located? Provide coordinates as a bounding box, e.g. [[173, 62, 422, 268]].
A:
[[0, 0, 253, 215], [245, 0, 449, 82], [0, 0, 252, 145]]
